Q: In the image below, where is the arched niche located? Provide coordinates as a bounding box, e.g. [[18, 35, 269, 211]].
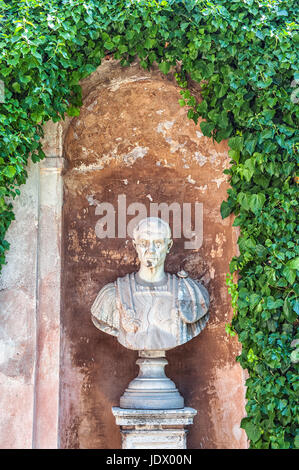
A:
[[59, 60, 247, 449]]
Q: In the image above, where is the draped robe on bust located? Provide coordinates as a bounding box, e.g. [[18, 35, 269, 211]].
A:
[[91, 272, 209, 351]]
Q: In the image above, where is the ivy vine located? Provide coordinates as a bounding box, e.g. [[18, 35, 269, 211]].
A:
[[0, 0, 298, 449]]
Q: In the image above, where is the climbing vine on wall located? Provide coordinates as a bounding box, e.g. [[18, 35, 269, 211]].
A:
[[0, 0, 298, 449]]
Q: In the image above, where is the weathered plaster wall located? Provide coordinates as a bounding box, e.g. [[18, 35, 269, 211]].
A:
[[60, 60, 247, 449], [0, 161, 38, 448]]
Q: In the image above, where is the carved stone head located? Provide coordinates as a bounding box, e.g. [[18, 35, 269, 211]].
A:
[[132, 217, 173, 270]]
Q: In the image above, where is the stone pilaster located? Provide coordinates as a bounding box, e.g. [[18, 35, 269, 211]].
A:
[[32, 136, 65, 448]]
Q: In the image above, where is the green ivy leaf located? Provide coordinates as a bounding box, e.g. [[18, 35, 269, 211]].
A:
[[3, 166, 16, 178], [286, 257, 299, 270], [283, 298, 297, 323], [104, 40, 114, 50], [237, 192, 251, 211], [196, 100, 207, 115], [241, 420, 262, 443], [220, 200, 233, 219], [67, 106, 80, 117], [200, 121, 214, 137], [267, 296, 283, 309], [228, 136, 244, 152], [228, 149, 240, 163], [282, 267, 296, 285], [12, 82, 21, 93], [158, 61, 171, 74], [144, 37, 156, 49], [249, 193, 266, 214]]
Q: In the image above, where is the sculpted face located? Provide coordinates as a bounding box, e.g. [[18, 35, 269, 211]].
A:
[[133, 218, 173, 269]]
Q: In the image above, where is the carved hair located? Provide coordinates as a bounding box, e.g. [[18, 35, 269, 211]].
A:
[[132, 217, 172, 240]]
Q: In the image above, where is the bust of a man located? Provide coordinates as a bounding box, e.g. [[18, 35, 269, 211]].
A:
[[91, 217, 209, 351]]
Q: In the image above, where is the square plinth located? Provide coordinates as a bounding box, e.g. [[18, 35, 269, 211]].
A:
[[112, 407, 197, 449]]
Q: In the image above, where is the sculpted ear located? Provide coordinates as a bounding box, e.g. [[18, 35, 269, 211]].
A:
[[132, 239, 137, 250], [167, 239, 173, 253]]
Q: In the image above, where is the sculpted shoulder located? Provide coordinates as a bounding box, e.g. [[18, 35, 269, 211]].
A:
[[177, 270, 209, 301], [91, 282, 119, 336], [176, 271, 210, 324]]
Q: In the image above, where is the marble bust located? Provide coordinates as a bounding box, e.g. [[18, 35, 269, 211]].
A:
[[91, 217, 209, 352]]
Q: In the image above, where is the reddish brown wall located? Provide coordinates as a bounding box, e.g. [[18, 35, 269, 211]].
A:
[[59, 62, 247, 449]]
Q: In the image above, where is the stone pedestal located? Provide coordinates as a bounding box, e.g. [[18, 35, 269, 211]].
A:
[[112, 407, 197, 449], [120, 351, 184, 410]]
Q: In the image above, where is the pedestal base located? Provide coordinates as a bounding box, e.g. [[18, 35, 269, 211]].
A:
[[112, 407, 197, 449], [119, 351, 184, 409]]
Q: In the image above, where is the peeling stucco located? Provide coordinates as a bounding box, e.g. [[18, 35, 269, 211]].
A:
[[107, 75, 150, 92], [193, 152, 208, 167], [73, 146, 149, 172]]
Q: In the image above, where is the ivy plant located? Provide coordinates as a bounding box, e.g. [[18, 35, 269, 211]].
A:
[[0, 0, 298, 449]]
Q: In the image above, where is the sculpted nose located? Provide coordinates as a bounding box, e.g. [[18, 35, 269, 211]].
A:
[[148, 242, 155, 254]]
